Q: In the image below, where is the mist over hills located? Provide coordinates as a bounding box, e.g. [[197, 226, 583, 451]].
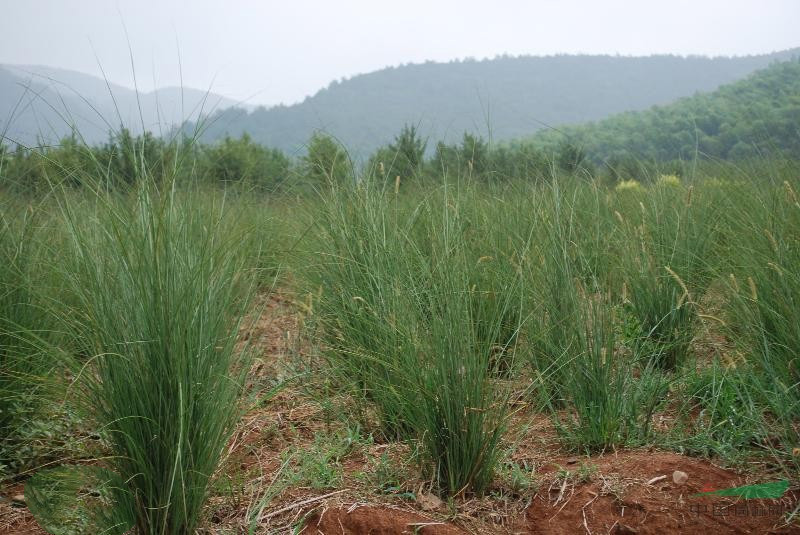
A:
[[190, 49, 799, 157], [0, 64, 244, 146], [2, 48, 798, 156], [524, 57, 800, 162]]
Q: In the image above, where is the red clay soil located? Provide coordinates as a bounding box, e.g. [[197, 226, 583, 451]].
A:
[[6, 436, 798, 534], [518, 450, 799, 535], [299, 505, 467, 535], [0, 483, 45, 535], [294, 451, 798, 534]]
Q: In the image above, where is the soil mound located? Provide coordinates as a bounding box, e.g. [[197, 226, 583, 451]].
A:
[[520, 451, 799, 534]]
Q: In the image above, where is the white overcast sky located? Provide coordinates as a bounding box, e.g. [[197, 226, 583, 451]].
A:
[[1, 0, 798, 106]]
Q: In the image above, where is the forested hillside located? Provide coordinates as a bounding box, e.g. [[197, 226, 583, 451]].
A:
[[524, 58, 800, 162], [190, 50, 798, 156]]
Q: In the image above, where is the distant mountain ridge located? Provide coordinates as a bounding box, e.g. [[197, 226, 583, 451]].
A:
[[523, 57, 800, 162], [188, 48, 800, 157], [2, 49, 799, 154], [0, 64, 245, 146]]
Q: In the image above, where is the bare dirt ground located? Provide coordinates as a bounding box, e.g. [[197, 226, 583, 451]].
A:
[[0, 483, 40, 535], [2, 290, 798, 534], [520, 451, 799, 535]]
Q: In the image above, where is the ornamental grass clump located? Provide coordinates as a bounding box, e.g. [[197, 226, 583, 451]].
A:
[[305, 176, 519, 495], [50, 177, 254, 534], [726, 179, 800, 471], [615, 184, 715, 370], [0, 203, 61, 476]]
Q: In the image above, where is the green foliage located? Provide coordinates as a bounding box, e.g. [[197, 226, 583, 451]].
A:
[[97, 129, 172, 187], [675, 361, 761, 460], [367, 450, 413, 496], [0, 136, 89, 193], [615, 184, 716, 369], [200, 133, 289, 191], [0, 130, 188, 192], [529, 59, 800, 162], [522, 182, 670, 450], [5, 105, 800, 513], [412, 203, 517, 493], [0, 202, 64, 477], [302, 132, 353, 187], [497, 459, 538, 495], [283, 428, 366, 489], [553, 299, 670, 452], [429, 133, 491, 180], [555, 142, 590, 175], [26, 465, 135, 535], [368, 124, 427, 186], [0, 130, 295, 194], [183, 51, 796, 156], [53, 178, 255, 534], [724, 176, 800, 472], [459, 132, 489, 177], [487, 143, 551, 182], [303, 178, 517, 495], [430, 141, 458, 177]]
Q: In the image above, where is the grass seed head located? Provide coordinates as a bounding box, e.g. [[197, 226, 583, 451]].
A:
[[748, 276, 758, 301]]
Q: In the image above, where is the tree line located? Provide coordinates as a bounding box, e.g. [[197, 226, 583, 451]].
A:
[[0, 121, 793, 196]]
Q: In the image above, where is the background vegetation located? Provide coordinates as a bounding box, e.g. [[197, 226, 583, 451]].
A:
[[526, 58, 800, 162], [184, 50, 797, 156], [1, 51, 799, 533]]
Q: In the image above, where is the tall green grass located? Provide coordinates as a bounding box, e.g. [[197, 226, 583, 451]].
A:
[[674, 360, 761, 460], [523, 181, 585, 406], [0, 201, 62, 477], [304, 178, 519, 495], [6, 136, 800, 512], [725, 177, 800, 474], [523, 181, 670, 450], [303, 179, 421, 439], [614, 181, 715, 370], [554, 296, 670, 451], [413, 184, 522, 493], [52, 179, 254, 533]]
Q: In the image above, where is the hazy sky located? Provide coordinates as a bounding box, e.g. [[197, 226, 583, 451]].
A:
[[2, 0, 798, 106]]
